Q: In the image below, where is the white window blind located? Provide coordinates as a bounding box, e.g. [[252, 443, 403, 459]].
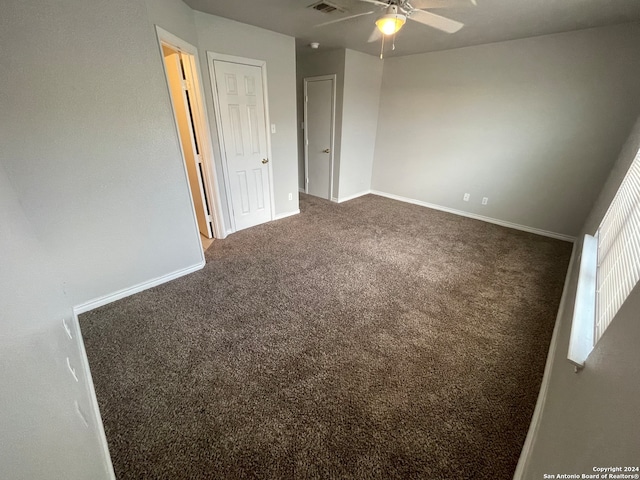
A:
[[595, 148, 640, 343]]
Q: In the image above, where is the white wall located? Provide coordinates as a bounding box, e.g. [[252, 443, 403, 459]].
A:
[[194, 11, 299, 218], [144, 0, 198, 47], [0, 165, 112, 480], [339, 49, 383, 200], [372, 23, 640, 237], [518, 115, 640, 477], [0, 0, 205, 478], [296, 47, 346, 197]]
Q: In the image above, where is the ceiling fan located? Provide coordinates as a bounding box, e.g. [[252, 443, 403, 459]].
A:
[[314, 0, 475, 57]]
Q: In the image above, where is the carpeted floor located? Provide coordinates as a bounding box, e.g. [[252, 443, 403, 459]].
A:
[[81, 193, 572, 480]]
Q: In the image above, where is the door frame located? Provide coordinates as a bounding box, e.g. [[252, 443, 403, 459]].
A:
[[304, 75, 336, 201], [155, 26, 227, 241], [207, 52, 276, 233]]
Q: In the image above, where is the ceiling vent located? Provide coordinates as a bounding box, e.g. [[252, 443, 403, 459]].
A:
[[308, 1, 346, 14]]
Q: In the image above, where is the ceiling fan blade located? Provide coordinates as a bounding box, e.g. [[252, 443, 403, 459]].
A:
[[408, 0, 475, 9], [357, 0, 391, 6], [367, 27, 382, 42], [314, 10, 375, 27], [408, 9, 464, 33]]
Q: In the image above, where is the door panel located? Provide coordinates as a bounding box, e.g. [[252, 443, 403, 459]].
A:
[[162, 46, 213, 238], [213, 61, 272, 231], [229, 105, 244, 155], [305, 78, 333, 200]]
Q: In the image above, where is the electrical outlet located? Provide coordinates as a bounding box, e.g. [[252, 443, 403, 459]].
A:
[[288, 192, 293, 201], [482, 197, 489, 205], [463, 193, 470, 202]]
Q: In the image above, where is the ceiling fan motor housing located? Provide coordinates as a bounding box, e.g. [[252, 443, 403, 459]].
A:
[[387, 5, 400, 15]]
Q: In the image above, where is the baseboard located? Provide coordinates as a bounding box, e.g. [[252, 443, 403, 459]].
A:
[[274, 209, 300, 220], [331, 196, 338, 203], [70, 260, 206, 478], [370, 190, 575, 242], [512, 242, 578, 479], [73, 261, 205, 314], [298, 187, 305, 193], [337, 190, 371, 203], [70, 312, 117, 480]]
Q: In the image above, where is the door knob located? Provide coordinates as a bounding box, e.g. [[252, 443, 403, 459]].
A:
[[323, 149, 330, 153], [262, 158, 269, 164]]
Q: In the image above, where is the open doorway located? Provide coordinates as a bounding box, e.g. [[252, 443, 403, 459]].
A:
[[156, 27, 227, 250]]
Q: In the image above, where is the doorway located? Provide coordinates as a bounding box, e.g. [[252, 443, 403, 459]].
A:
[[208, 53, 275, 232], [156, 27, 227, 247], [304, 75, 336, 200]]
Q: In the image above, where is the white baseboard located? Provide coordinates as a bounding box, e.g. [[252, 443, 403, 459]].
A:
[[274, 209, 300, 220], [337, 190, 371, 203], [70, 312, 117, 480], [73, 261, 205, 315], [71, 260, 207, 478], [512, 242, 578, 479], [298, 187, 306, 193], [331, 196, 338, 203], [370, 190, 575, 242]]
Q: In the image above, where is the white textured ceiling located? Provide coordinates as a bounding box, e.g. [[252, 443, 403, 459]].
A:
[[184, 0, 640, 57]]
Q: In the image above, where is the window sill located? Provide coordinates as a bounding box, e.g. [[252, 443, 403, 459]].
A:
[[567, 234, 597, 368]]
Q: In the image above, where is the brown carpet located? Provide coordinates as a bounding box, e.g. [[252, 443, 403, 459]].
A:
[[81, 193, 572, 480]]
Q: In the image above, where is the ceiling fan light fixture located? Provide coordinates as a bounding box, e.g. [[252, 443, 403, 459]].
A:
[[376, 14, 406, 35], [375, 6, 406, 35]]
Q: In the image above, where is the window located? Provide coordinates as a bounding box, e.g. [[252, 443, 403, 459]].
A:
[[568, 148, 640, 367], [595, 148, 640, 343]]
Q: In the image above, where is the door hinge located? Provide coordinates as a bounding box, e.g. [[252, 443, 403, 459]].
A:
[[207, 214, 213, 222], [197, 154, 203, 164]]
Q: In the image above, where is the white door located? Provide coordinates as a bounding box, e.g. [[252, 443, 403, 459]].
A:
[[163, 46, 213, 238], [305, 76, 334, 200], [213, 60, 272, 231]]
